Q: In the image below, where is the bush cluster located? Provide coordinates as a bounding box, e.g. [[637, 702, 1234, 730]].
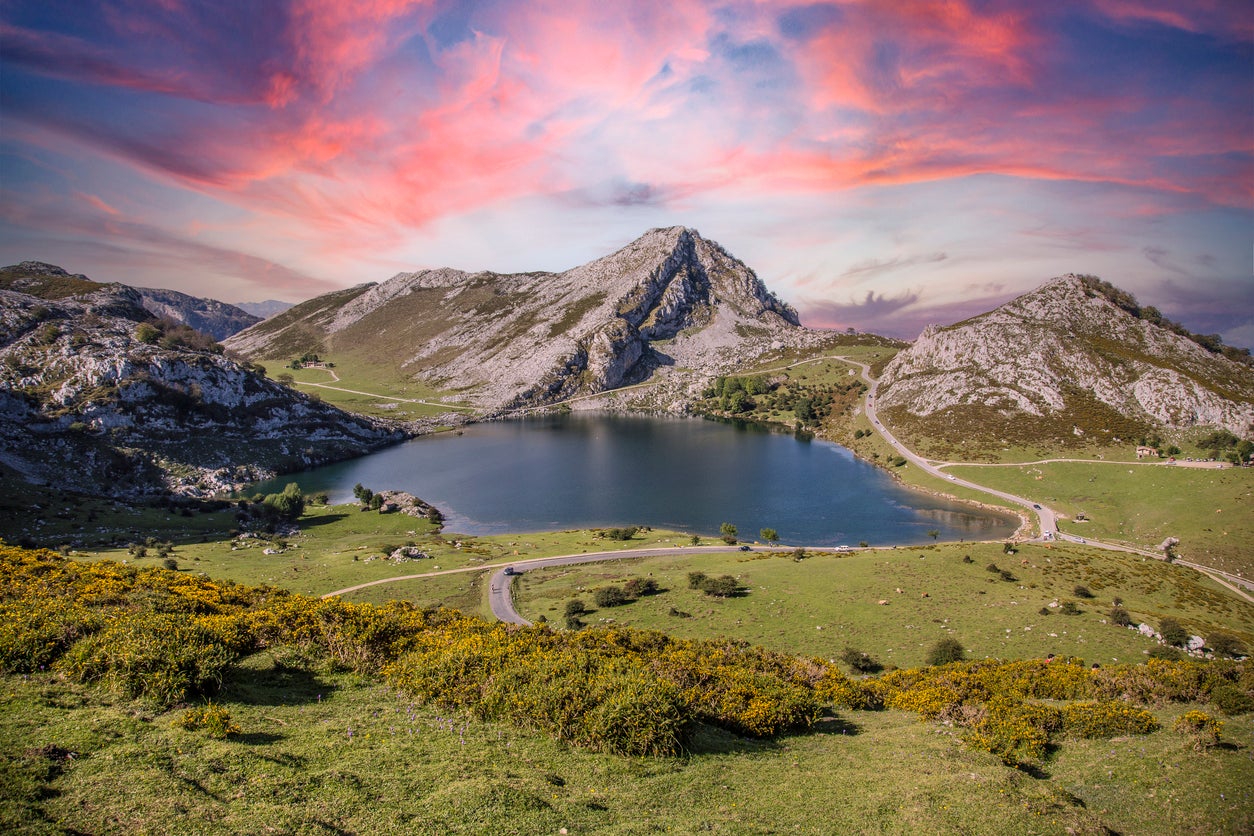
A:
[[2, 545, 1249, 765], [687, 571, 745, 597]]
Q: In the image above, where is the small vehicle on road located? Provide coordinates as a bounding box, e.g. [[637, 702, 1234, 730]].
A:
[[739, 545, 751, 551], [502, 566, 519, 576], [1032, 503, 1042, 510]]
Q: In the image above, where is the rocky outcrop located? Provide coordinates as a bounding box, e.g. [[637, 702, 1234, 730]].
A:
[[0, 282, 402, 497], [876, 275, 1254, 438], [227, 227, 809, 410]]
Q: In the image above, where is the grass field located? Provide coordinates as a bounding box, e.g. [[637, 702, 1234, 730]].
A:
[[257, 354, 473, 419], [943, 462, 1254, 578], [511, 542, 1254, 669], [4, 661, 1250, 835]]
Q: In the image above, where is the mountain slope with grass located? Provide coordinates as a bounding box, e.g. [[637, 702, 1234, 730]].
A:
[[0, 279, 401, 497], [225, 227, 817, 410], [875, 274, 1254, 456]]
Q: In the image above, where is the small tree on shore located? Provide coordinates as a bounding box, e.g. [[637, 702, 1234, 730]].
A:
[[719, 522, 738, 545]]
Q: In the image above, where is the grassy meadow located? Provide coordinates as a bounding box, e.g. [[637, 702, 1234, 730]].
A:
[[512, 541, 1254, 669], [943, 462, 1254, 577], [6, 663, 1251, 836], [257, 353, 473, 420], [2, 544, 1252, 836]]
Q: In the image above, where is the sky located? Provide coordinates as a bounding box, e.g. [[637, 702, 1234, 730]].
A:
[[0, 1, 1251, 344]]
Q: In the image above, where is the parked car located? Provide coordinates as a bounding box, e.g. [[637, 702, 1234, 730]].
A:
[[739, 545, 751, 551]]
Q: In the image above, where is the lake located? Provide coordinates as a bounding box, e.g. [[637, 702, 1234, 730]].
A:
[[254, 413, 1019, 546]]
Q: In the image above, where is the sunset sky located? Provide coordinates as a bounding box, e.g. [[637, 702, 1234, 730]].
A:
[[1, 1, 1250, 342]]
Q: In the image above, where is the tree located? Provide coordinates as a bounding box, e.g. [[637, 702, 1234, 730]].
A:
[[261, 483, 305, 521], [1109, 605, 1132, 627], [926, 638, 966, 666], [1159, 617, 1188, 646], [564, 599, 587, 617], [689, 534, 701, 546], [719, 522, 738, 545], [926, 529, 940, 540], [760, 528, 779, 545], [687, 571, 708, 589], [623, 578, 659, 598]]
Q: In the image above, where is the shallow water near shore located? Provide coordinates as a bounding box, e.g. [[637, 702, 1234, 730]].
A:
[[255, 413, 1019, 546]]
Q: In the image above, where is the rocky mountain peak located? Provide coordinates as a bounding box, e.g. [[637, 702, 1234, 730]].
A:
[[226, 227, 811, 409], [878, 274, 1254, 446]]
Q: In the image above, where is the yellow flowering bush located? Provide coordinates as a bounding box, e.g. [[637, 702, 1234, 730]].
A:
[[962, 699, 1061, 765], [174, 701, 240, 739], [56, 612, 234, 708], [0, 597, 104, 673], [1061, 701, 1160, 738], [1174, 710, 1223, 750]]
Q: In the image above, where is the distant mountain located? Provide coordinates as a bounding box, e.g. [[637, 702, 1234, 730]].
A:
[[235, 299, 295, 319], [0, 278, 401, 497], [226, 227, 810, 409], [0, 262, 261, 340], [134, 287, 260, 340], [875, 274, 1254, 452]]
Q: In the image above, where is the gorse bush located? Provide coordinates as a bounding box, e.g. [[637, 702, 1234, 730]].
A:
[[1, 545, 1249, 764], [175, 701, 240, 739], [57, 613, 234, 708]]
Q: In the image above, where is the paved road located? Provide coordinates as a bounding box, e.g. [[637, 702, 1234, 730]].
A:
[[846, 357, 1058, 539]]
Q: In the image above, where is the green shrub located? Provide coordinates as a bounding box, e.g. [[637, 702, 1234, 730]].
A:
[[622, 578, 659, 598], [1209, 685, 1254, 716], [563, 599, 587, 617], [1148, 645, 1183, 661], [925, 638, 966, 666], [839, 647, 882, 674], [57, 613, 235, 707], [1159, 617, 1188, 646], [687, 571, 708, 589], [1207, 632, 1246, 659], [1109, 606, 1132, 627], [594, 586, 629, 607], [697, 575, 744, 597], [1059, 600, 1080, 615]]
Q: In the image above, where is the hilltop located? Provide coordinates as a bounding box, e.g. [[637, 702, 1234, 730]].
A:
[[225, 227, 818, 410], [0, 277, 401, 497], [874, 275, 1254, 457]]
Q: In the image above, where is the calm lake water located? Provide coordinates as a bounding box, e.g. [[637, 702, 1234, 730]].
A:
[[256, 413, 1018, 546]]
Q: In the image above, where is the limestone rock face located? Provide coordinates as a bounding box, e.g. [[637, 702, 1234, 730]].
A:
[[0, 282, 401, 497], [876, 275, 1254, 436], [226, 227, 806, 409]]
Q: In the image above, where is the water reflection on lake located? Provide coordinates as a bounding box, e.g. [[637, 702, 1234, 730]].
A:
[[254, 413, 1019, 546]]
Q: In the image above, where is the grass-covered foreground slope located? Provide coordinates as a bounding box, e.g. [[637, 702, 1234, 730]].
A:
[[3, 544, 1253, 835]]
